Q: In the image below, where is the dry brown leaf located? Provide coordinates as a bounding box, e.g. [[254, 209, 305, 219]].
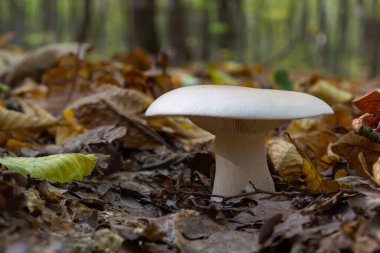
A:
[[69, 85, 153, 128], [331, 131, 380, 177], [321, 104, 353, 132], [16, 98, 57, 123], [297, 131, 338, 159], [0, 107, 57, 130], [147, 117, 214, 151], [353, 89, 380, 117], [113, 48, 152, 71], [3, 43, 90, 86], [69, 85, 162, 149]]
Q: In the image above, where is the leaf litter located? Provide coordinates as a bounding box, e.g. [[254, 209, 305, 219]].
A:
[[0, 43, 380, 252]]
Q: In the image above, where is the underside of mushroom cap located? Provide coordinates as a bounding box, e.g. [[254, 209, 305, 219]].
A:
[[146, 85, 333, 121]]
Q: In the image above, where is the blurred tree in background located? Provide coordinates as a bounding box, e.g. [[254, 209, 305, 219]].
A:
[[1, 0, 380, 79]]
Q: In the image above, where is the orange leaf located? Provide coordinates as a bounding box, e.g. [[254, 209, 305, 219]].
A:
[[352, 89, 380, 117]]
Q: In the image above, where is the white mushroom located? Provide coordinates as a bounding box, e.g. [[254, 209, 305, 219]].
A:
[[146, 85, 333, 196]]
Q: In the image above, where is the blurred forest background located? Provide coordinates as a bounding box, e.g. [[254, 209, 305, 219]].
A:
[[1, 0, 380, 79]]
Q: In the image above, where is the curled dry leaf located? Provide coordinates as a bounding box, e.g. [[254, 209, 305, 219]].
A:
[[352, 89, 380, 142]]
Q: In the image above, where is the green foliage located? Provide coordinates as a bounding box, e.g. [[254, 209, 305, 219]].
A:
[[0, 154, 97, 183], [274, 69, 293, 90]]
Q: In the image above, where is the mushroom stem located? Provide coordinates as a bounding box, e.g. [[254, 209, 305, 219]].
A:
[[212, 133, 275, 196]]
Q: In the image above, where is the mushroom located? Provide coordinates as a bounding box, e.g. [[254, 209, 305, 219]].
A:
[[146, 85, 333, 196]]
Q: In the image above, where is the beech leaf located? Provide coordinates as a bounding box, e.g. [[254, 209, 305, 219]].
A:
[[0, 153, 97, 183], [0, 107, 57, 130]]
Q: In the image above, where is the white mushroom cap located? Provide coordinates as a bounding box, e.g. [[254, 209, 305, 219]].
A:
[[146, 85, 333, 196], [146, 85, 333, 134], [146, 85, 332, 119]]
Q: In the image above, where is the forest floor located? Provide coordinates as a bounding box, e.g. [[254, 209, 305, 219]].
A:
[[0, 42, 380, 253]]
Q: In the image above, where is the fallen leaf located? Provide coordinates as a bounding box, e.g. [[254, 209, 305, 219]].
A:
[[3, 42, 90, 86], [331, 131, 380, 177], [310, 80, 353, 104], [0, 153, 97, 183], [286, 133, 343, 192], [147, 117, 214, 151], [352, 89, 380, 117], [268, 138, 303, 185], [0, 106, 57, 130], [321, 104, 353, 133], [53, 107, 86, 145]]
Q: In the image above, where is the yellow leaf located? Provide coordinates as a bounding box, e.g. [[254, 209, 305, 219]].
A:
[[286, 132, 347, 192], [268, 138, 303, 185], [302, 158, 340, 192], [310, 80, 353, 104]]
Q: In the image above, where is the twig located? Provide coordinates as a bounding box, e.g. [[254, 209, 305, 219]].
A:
[[354, 123, 380, 144], [169, 182, 358, 202]]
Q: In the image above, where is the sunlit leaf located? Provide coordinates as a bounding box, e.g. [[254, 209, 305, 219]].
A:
[[310, 80, 353, 104], [0, 153, 97, 183]]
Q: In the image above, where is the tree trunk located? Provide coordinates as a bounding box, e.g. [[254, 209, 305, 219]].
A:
[[334, 0, 350, 74], [317, 0, 329, 68], [217, 0, 236, 55], [167, 0, 189, 65], [199, 3, 210, 61], [8, 0, 25, 46], [235, 0, 246, 63], [41, 0, 57, 43], [131, 0, 159, 55], [76, 0, 92, 43]]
